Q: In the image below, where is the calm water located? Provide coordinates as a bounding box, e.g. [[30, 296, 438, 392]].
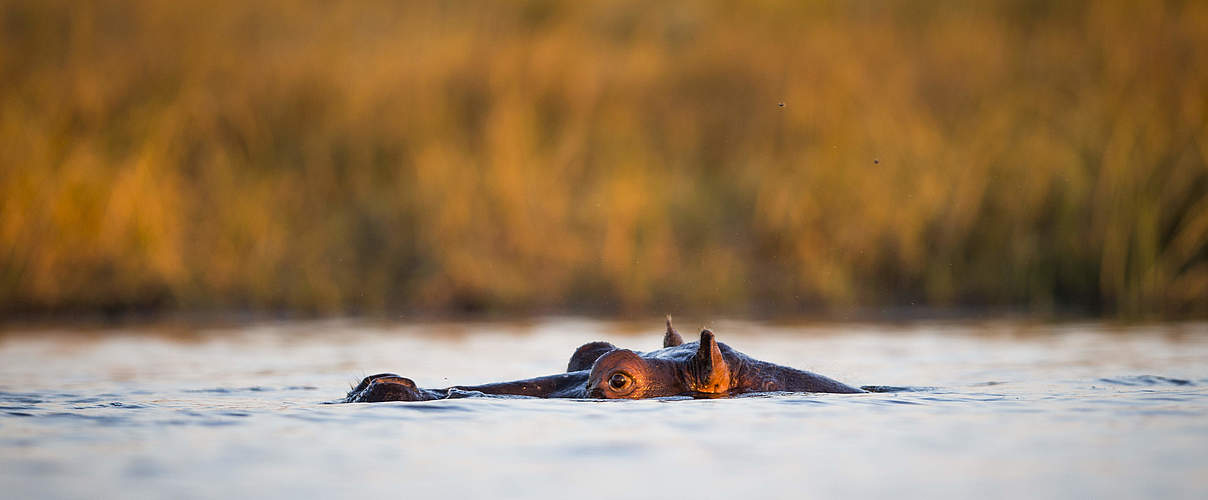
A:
[[1, 319, 1206, 499]]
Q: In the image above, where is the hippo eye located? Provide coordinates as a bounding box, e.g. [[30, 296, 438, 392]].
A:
[[608, 372, 631, 391]]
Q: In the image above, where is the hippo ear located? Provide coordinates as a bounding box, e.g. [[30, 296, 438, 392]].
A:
[[568, 341, 617, 372], [663, 315, 684, 347], [689, 329, 731, 393]]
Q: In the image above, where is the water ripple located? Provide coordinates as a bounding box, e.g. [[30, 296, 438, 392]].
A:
[[860, 385, 937, 393], [1, 321, 1205, 500], [1098, 375, 1194, 386], [184, 386, 279, 394]]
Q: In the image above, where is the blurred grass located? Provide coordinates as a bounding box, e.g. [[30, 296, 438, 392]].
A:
[[1, 0, 1206, 317]]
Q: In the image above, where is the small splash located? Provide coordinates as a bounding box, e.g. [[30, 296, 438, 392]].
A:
[[445, 388, 489, 399]]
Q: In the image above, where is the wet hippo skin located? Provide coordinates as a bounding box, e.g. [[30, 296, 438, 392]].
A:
[[345, 318, 865, 403]]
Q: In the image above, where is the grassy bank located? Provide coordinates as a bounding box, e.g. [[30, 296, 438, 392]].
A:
[[2, 0, 1206, 317]]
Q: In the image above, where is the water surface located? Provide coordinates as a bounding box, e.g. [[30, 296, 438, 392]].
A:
[[1, 319, 1206, 499]]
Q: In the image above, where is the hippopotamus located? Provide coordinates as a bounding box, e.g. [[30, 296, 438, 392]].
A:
[[345, 318, 865, 403]]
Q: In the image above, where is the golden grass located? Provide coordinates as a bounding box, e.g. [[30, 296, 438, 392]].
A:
[[2, 0, 1206, 316]]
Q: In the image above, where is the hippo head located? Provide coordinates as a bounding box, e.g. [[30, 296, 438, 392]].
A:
[[585, 329, 734, 399]]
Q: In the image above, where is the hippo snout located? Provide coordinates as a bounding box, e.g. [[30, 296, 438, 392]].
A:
[[347, 374, 427, 402]]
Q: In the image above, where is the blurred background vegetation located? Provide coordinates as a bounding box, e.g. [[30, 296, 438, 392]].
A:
[[1, 0, 1206, 318]]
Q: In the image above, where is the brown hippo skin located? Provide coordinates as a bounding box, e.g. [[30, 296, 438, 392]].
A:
[[345, 318, 865, 403]]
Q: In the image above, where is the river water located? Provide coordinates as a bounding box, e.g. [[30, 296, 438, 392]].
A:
[[1, 319, 1205, 499]]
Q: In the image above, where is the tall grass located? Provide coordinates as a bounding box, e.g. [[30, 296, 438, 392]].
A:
[[2, 0, 1206, 317]]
